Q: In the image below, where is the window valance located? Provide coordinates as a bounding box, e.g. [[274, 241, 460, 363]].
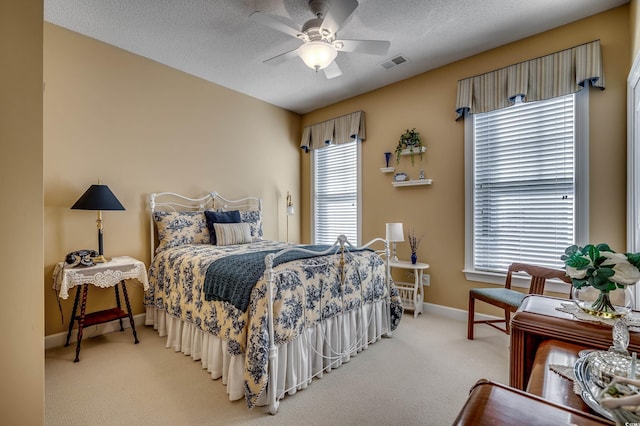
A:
[[455, 40, 605, 120], [300, 110, 365, 152]]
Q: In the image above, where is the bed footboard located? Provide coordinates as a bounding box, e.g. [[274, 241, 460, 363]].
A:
[[264, 235, 392, 414]]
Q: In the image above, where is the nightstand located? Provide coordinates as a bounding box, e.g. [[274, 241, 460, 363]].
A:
[[52, 255, 149, 362], [389, 260, 429, 318]]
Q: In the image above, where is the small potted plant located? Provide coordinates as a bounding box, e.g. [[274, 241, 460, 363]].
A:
[[395, 128, 424, 165]]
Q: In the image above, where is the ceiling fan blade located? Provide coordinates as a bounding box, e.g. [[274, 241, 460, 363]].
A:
[[320, 0, 358, 34], [263, 48, 300, 66], [323, 60, 342, 79], [335, 39, 390, 55], [250, 11, 305, 40]]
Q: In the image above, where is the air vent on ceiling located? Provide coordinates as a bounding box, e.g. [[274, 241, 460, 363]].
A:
[[381, 55, 407, 70]]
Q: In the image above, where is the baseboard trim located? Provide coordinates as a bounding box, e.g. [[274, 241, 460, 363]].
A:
[[45, 313, 146, 350], [423, 302, 499, 322]]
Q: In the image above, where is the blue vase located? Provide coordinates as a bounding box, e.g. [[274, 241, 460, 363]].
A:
[[411, 252, 417, 264], [384, 152, 392, 168]]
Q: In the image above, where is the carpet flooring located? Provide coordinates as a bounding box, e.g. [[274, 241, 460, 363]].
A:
[[45, 312, 509, 425]]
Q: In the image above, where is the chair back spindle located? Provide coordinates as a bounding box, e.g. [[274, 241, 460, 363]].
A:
[[467, 262, 572, 340]]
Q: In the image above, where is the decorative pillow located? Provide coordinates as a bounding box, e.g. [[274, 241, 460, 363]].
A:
[[240, 210, 263, 241], [213, 222, 253, 246], [204, 210, 241, 245], [153, 211, 210, 253]]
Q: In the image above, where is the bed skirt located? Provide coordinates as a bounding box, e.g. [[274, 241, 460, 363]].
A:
[[144, 300, 390, 406]]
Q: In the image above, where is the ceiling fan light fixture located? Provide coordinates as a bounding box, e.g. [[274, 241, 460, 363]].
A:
[[298, 41, 337, 70]]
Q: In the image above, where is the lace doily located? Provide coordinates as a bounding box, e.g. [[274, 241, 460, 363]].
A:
[[556, 302, 640, 328], [52, 256, 149, 299], [549, 364, 583, 395]]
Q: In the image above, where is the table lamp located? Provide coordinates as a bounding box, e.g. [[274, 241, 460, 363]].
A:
[[385, 222, 404, 262], [71, 182, 125, 263]]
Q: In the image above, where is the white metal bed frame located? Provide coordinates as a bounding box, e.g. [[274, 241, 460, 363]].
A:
[[148, 191, 393, 414]]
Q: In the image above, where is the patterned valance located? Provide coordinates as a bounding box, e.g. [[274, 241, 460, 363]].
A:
[[300, 110, 365, 152], [455, 40, 605, 120]]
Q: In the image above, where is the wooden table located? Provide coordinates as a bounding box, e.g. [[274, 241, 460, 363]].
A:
[[510, 295, 640, 390], [526, 339, 592, 412], [52, 256, 148, 362], [453, 379, 612, 425]]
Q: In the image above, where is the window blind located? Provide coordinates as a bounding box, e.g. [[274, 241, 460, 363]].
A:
[[313, 141, 358, 244], [473, 94, 575, 272]]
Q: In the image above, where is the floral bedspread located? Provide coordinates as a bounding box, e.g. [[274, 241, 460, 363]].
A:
[[145, 240, 403, 408]]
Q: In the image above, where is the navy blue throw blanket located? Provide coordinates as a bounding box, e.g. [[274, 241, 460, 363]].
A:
[[203, 245, 370, 312]]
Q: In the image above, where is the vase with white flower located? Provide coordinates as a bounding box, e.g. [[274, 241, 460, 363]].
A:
[[562, 243, 640, 318], [408, 229, 423, 264]]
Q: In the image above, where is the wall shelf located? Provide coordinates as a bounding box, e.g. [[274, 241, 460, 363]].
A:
[[399, 146, 426, 156], [392, 178, 433, 187], [384, 144, 429, 187]]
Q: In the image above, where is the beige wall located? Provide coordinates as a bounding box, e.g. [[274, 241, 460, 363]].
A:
[[631, 0, 640, 60], [2, 2, 629, 422], [301, 6, 630, 314], [0, 1, 45, 424], [43, 24, 301, 336]]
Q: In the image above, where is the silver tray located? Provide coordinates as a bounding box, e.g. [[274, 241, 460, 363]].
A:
[[574, 356, 614, 420], [574, 354, 640, 422]]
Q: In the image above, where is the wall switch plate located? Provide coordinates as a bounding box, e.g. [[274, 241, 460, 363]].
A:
[[422, 274, 430, 286]]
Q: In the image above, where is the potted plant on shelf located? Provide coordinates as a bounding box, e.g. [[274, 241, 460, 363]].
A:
[[395, 128, 424, 165]]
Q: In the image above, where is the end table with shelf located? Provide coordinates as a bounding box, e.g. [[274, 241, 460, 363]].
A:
[[389, 260, 429, 318], [52, 255, 149, 362]]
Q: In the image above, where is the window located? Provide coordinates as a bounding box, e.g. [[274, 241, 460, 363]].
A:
[[465, 91, 588, 284], [312, 141, 361, 245]]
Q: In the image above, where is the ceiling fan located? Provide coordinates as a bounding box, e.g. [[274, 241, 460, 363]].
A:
[[251, 0, 391, 79]]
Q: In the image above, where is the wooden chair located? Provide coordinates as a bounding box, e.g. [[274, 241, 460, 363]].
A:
[[467, 263, 572, 340]]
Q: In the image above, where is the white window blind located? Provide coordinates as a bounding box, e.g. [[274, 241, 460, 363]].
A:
[[313, 141, 359, 245], [473, 94, 575, 272]]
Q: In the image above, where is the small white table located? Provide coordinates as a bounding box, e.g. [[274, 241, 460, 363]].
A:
[[52, 256, 149, 362], [389, 260, 429, 318]]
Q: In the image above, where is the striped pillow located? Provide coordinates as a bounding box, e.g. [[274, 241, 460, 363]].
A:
[[213, 222, 253, 246]]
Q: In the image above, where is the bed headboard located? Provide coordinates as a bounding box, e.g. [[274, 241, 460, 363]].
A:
[[148, 192, 263, 261]]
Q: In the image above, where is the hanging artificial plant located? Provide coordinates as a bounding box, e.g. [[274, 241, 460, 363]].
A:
[[395, 128, 424, 165]]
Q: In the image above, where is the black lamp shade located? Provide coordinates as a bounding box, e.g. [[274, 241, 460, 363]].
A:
[[71, 184, 125, 211]]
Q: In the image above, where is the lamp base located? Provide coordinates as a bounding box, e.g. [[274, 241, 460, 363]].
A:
[[92, 254, 110, 263]]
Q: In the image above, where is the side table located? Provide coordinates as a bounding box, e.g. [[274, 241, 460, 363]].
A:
[[389, 260, 429, 318], [510, 294, 640, 390], [453, 379, 612, 425], [52, 255, 149, 362]]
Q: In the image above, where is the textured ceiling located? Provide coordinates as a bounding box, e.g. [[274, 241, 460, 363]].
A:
[[44, 0, 629, 114]]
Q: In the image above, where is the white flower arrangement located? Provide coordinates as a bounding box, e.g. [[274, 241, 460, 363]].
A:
[[562, 244, 640, 289], [562, 244, 640, 313]]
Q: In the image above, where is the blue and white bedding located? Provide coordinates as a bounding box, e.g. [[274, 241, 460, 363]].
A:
[[145, 240, 402, 408]]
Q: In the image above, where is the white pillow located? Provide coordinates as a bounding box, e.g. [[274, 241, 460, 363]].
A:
[[213, 222, 253, 246]]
